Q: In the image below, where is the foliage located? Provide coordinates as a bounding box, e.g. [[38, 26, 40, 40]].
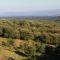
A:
[[7, 38, 15, 46], [0, 20, 60, 60], [0, 20, 59, 45], [20, 31, 34, 40]]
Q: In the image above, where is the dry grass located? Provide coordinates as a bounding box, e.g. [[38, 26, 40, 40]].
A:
[[0, 37, 29, 60]]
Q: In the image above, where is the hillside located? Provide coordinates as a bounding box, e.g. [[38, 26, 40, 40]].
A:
[[0, 20, 60, 60]]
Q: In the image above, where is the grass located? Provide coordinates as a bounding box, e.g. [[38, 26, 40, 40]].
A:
[[0, 37, 29, 60], [0, 46, 28, 60]]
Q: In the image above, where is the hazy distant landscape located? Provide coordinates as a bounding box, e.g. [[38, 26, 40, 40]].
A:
[[0, 9, 60, 16]]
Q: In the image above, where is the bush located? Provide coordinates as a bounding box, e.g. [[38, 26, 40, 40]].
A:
[[20, 31, 34, 40], [7, 38, 15, 46], [23, 43, 36, 57], [0, 27, 3, 36], [34, 34, 46, 43], [45, 45, 55, 55], [2, 28, 13, 38]]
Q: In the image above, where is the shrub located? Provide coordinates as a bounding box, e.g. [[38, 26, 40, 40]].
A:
[[2, 28, 13, 38], [24, 43, 36, 57], [0, 27, 3, 36], [34, 34, 46, 43], [20, 31, 34, 40], [45, 45, 55, 55], [7, 38, 15, 46]]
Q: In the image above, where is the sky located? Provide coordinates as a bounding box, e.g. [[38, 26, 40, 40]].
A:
[[0, 0, 60, 12]]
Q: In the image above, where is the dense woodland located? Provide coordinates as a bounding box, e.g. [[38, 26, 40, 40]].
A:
[[0, 19, 60, 60]]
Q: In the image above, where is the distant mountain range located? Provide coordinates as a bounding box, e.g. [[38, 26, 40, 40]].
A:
[[0, 9, 60, 17]]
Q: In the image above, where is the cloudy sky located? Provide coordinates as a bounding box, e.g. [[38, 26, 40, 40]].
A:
[[0, 0, 60, 12]]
